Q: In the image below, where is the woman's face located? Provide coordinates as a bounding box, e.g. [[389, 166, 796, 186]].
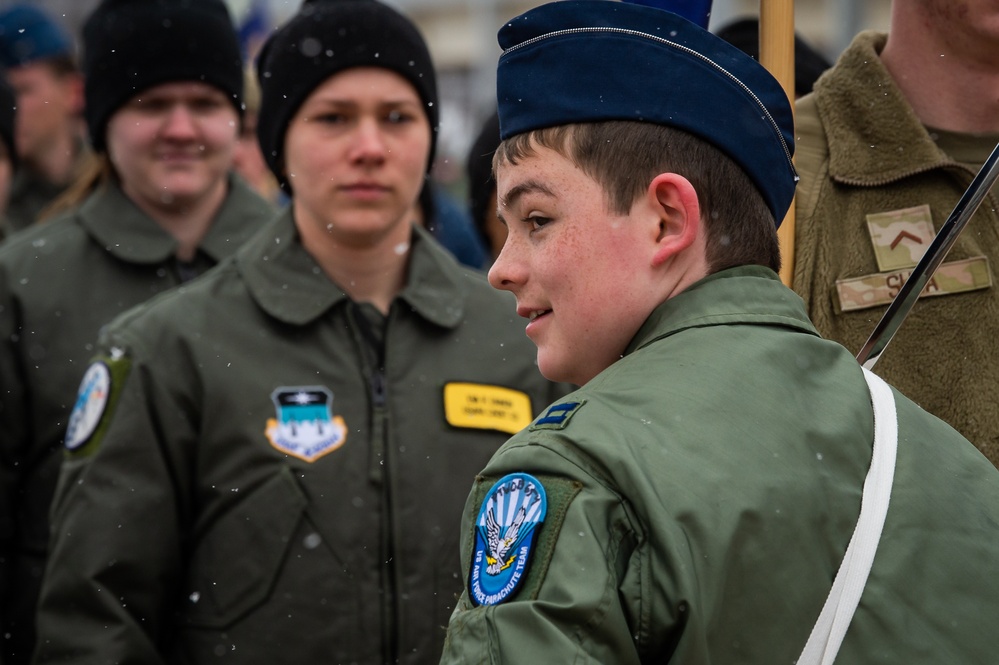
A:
[[283, 67, 431, 249], [106, 81, 239, 213]]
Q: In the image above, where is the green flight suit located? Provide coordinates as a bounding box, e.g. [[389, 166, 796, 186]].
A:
[[33, 211, 567, 665], [0, 176, 273, 665], [793, 31, 999, 462], [441, 267, 999, 664]]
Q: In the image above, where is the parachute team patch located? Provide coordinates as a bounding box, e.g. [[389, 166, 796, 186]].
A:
[[470, 473, 547, 606]]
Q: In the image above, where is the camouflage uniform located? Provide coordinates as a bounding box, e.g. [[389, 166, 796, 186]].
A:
[[794, 31, 999, 462]]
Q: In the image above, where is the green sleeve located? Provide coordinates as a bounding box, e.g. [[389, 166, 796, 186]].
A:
[[34, 331, 192, 664], [440, 442, 647, 664]]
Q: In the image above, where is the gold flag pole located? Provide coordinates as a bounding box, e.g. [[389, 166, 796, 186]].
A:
[[759, 0, 796, 287]]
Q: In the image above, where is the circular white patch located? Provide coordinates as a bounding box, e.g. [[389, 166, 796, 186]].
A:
[[65, 362, 112, 450]]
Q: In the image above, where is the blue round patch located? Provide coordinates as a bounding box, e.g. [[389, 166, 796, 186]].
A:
[[470, 472, 547, 606], [65, 362, 111, 450]]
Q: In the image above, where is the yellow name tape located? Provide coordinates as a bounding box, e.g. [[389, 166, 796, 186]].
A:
[[443, 382, 533, 435]]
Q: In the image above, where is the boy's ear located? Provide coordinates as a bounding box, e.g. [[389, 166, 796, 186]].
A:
[[648, 172, 701, 268]]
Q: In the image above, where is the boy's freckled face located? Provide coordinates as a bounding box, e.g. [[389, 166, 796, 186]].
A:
[[488, 146, 658, 386]]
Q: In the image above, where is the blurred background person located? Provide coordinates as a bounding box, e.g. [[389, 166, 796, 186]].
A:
[[0, 1, 274, 662], [464, 109, 504, 264], [233, 65, 283, 207], [0, 74, 17, 234], [412, 180, 487, 269], [714, 16, 832, 98], [33, 0, 565, 662], [0, 3, 89, 235]]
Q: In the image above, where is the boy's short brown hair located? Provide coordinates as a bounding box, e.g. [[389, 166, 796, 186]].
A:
[[495, 120, 781, 274]]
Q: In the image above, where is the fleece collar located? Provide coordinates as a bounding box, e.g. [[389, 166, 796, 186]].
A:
[[813, 31, 955, 186]]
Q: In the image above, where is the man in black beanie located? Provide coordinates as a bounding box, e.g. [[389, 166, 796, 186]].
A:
[[31, 0, 564, 663], [5, 2, 275, 663], [81, 0, 244, 152]]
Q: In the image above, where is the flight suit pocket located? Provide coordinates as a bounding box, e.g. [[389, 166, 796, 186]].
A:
[[179, 467, 308, 628]]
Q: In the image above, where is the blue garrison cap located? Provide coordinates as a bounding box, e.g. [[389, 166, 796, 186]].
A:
[[0, 4, 72, 68], [497, 0, 798, 223]]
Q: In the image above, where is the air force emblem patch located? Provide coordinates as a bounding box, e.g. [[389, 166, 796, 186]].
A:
[[470, 472, 547, 606], [265, 386, 347, 462]]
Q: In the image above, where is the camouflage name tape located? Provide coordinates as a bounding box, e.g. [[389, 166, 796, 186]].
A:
[[836, 256, 992, 313]]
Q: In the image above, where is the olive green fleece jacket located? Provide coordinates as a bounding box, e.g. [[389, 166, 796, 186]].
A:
[[793, 31, 999, 462]]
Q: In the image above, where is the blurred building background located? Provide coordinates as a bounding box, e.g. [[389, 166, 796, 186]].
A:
[[0, 0, 890, 187]]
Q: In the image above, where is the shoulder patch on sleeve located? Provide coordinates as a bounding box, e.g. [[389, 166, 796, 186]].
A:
[[529, 400, 586, 431], [467, 473, 580, 606], [64, 349, 131, 457]]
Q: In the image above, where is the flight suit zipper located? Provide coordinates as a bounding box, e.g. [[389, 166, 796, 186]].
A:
[[349, 302, 398, 663]]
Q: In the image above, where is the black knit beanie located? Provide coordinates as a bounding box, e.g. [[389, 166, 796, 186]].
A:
[[82, 0, 244, 152], [256, 0, 439, 190]]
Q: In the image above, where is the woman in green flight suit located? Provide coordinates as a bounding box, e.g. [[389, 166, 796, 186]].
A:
[[32, 1, 566, 664], [0, 2, 275, 663]]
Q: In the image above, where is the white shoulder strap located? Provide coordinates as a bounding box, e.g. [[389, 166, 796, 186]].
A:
[[797, 368, 898, 665]]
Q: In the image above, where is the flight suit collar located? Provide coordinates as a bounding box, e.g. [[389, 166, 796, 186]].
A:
[[813, 31, 951, 186], [239, 209, 468, 328], [626, 266, 819, 355], [79, 175, 265, 264]]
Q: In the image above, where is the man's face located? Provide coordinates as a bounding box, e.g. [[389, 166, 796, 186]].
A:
[[106, 81, 239, 214], [488, 145, 657, 386], [6, 61, 81, 162]]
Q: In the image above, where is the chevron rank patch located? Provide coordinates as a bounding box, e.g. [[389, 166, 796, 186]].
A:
[[865, 205, 935, 272]]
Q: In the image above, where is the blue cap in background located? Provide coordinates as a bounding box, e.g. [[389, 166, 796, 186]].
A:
[[0, 4, 73, 68]]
